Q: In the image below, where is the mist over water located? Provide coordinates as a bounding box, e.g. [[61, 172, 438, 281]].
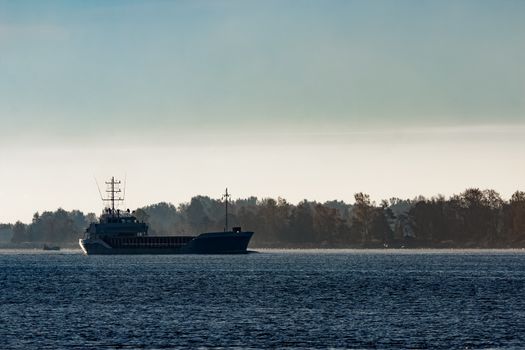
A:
[[1, 250, 524, 349]]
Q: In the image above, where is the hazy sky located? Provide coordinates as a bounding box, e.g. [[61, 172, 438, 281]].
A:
[[1, 0, 524, 222]]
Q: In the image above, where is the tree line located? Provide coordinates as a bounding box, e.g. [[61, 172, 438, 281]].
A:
[[3, 188, 525, 248], [4, 209, 97, 244]]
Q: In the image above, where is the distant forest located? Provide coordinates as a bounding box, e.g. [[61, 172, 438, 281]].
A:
[[2, 188, 525, 248]]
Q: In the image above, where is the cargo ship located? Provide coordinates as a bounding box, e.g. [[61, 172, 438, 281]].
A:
[[79, 177, 253, 255]]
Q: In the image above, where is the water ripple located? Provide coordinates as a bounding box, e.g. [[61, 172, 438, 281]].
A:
[[1, 250, 524, 349]]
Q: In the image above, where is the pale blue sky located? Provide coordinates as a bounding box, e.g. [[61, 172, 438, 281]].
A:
[[0, 0, 524, 222]]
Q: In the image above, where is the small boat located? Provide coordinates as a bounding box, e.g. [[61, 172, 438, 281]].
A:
[[43, 244, 60, 251]]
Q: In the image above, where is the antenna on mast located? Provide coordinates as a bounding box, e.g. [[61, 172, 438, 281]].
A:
[[123, 173, 127, 207], [222, 188, 230, 232], [94, 176, 104, 202], [103, 176, 123, 213]]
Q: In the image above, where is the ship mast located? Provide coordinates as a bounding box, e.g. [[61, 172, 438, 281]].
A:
[[222, 188, 230, 232], [104, 176, 123, 213]]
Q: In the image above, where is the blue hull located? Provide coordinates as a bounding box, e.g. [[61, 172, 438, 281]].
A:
[[79, 231, 253, 255]]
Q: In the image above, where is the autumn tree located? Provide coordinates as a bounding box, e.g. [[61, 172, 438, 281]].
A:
[[352, 193, 375, 244], [508, 191, 525, 243], [10, 221, 28, 243], [289, 200, 314, 243]]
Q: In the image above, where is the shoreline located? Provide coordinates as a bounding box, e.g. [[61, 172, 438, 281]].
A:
[[1, 246, 525, 253]]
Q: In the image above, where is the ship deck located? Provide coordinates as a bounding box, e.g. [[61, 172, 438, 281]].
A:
[[104, 236, 195, 249]]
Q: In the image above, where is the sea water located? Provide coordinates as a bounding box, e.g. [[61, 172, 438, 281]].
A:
[[1, 249, 524, 349]]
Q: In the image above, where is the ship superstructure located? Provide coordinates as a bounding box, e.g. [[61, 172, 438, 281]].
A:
[[79, 178, 253, 255]]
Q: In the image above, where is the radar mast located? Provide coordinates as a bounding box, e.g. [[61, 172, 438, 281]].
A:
[[103, 176, 124, 213], [222, 188, 230, 232]]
